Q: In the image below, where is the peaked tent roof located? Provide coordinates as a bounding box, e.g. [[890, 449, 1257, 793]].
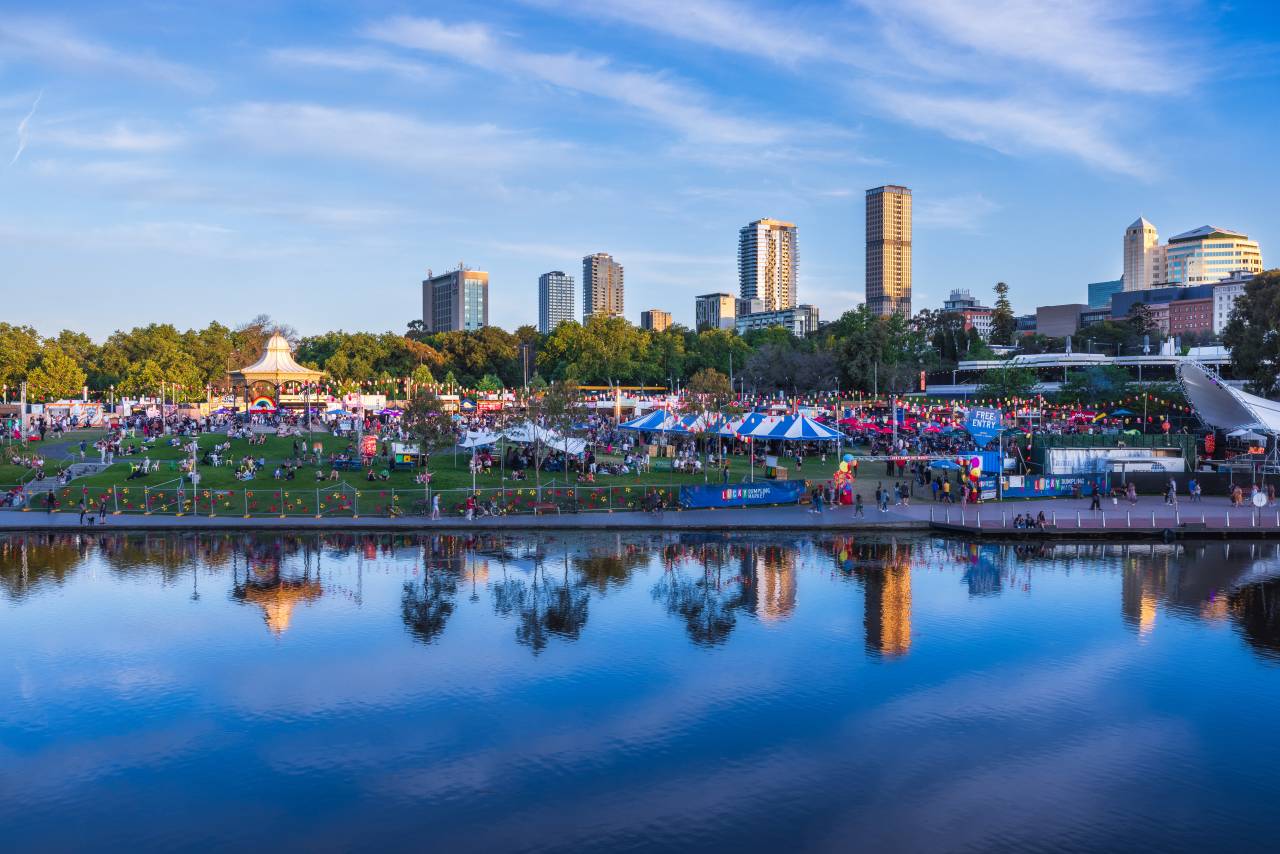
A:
[[229, 334, 325, 386], [742, 414, 845, 441]]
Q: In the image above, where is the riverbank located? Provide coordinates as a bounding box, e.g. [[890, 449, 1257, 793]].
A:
[[5, 494, 1280, 540]]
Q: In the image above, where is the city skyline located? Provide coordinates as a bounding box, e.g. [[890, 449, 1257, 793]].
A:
[[3, 1, 1279, 337]]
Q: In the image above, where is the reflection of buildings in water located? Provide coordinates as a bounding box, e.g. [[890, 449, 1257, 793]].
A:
[[1122, 564, 1164, 636], [1229, 576, 1280, 661], [232, 557, 322, 636], [864, 563, 912, 657], [752, 547, 797, 622]]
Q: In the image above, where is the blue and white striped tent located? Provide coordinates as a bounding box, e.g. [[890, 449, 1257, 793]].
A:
[[669, 413, 710, 435], [742, 414, 845, 442], [618, 410, 675, 432], [718, 411, 768, 437]]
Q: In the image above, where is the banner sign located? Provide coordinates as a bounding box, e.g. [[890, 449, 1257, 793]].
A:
[[679, 480, 807, 510], [1001, 473, 1108, 499], [965, 408, 1003, 445]]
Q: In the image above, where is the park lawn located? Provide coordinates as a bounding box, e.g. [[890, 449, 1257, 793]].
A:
[[24, 429, 806, 517]]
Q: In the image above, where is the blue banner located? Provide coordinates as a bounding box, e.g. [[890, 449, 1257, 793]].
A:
[[1001, 473, 1108, 499], [679, 480, 808, 509], [965, 408, 1003, 445]]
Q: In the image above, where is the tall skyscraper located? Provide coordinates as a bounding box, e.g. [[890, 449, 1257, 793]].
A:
[[640, 309, 672, 332], [865, 185, 912, 317], [422, 267, 488, 333], [738, 218, 797, 312], [583, 253, 624, 320], [538, 270, 575, 333], [1123, 217, 1160, 291]]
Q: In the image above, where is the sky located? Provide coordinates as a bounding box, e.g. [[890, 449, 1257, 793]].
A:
[[2, 0, 1278, 340]]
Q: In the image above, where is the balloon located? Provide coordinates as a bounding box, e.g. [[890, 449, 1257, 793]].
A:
[[969, 470, 980, 481], [970, 456, 982, 469], [839, 461, 849, 472], [843, 453, 854, 463]]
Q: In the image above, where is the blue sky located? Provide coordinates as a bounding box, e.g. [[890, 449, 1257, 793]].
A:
[[2, 0, 1278, 339]]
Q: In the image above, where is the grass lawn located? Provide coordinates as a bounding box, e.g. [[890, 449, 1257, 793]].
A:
[[12, 428, 853, 517]]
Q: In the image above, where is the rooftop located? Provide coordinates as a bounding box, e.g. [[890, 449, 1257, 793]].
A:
[[1168, 225, 1249, 243]]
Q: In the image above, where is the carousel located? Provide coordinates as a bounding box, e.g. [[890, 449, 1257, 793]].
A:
[[227, 333, 325, 416]]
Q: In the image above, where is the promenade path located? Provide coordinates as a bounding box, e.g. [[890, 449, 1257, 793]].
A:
[[4, 494, 1277, 538]]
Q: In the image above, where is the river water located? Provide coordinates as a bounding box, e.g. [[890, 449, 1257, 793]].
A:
[[3, 531, 1280, 852]]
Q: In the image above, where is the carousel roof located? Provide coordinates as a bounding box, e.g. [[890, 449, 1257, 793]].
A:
[[229, 334, 324, 385]]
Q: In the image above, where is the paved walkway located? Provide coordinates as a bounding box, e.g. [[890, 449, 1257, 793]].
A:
[[3, 493, 1274, 537]]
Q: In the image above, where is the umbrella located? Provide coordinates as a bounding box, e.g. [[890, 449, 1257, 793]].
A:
[[930, 460, 961, 470], [1110, 408, 1135, 416]]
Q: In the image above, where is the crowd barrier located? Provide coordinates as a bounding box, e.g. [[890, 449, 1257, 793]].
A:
[[0, 482, 700, 519]]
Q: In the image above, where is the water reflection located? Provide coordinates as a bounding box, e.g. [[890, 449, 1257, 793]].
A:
[[7, 532, 1280, 662]]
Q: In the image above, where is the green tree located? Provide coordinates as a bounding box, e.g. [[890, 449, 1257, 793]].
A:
[[402, 390, 455, 473], [411, 363, 436, 389], [1223, 269, 1280, 394], [0, 323, 41, 392], [977, 366, 1038, 399], [476, 373, 503, 392], [26, 342, 87, 401], [685, 367, 732, 405], [990, 281, 1016, 345]]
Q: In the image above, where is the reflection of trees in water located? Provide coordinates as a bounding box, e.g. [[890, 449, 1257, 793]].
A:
[[491, 561, 590, 654], [651, 560, 753, 646], [1230, 577, 1280, 662], [401, 569, 460, 645], [0, 534, 86, 600]]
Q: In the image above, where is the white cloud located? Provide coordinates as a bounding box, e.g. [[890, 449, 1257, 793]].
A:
[[542, 0, 1181, 175], [364, 16, 789, 146], [863, 87, 1147, 177], [857, 0, 1192, 95], [0, 18, 212, 92], [522, 0, 842, 67], [268, 47, 444, 83], [914, 193, 1001, 231], [40, 122, 185, 153], [211, 102, 572, 176]]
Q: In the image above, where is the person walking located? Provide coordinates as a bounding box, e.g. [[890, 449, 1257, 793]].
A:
[[431, 493, 441, 520], [854, 493, 864, 518], [1166, 478, 1178, 507], [98, 496, 108, 524], [1090, 483, 1102, 512], [465, 494, 476, 520], [1188, 477, 1200, 503], [78, 498, 87, 526]]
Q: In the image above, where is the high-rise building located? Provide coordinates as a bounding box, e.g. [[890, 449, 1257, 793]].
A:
[[422, 267, 488, 333], [538, 270, 575, 333], [1164, 226, 1262, 285], [582, 253, 624, 320], [1123, 218, 1160, 291], [1123, 218, 1262, 291], [695, 293, 737, 331], [736, 296, 764, 318], [738, 218, 797, 312], [640, 309, 672, 332], [865, 185, 912, 317]]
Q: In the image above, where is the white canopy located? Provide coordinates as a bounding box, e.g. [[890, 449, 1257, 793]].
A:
[[501, 421, 562, 445], [458, 430, 499, 448], [1179, 361, 1280, 435]]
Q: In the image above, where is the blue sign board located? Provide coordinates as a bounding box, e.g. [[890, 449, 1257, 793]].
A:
[[1001, 473, 1108, 499], [679, 480, 807, 509], [965, 408, 1003, 445]]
